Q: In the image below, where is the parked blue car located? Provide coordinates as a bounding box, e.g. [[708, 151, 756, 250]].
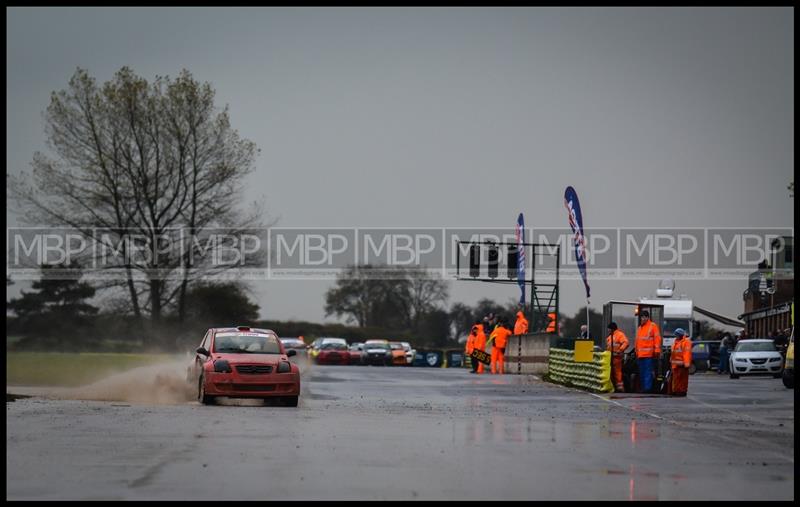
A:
[[690, 340, 721, 374]]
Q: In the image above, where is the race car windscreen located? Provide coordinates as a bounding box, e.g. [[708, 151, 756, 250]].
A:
[[365, 342, 389, 350], [320, 341, 347, 350], [214, 333, 282, 354]]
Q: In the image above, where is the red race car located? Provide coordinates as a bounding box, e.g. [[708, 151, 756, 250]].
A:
[[188, 326, 300, 406], [309, 337, 350, 365]]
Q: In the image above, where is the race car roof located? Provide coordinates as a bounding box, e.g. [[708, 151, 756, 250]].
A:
[[215, 327, 276, 335]]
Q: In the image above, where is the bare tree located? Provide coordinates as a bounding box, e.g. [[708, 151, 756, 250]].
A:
[[448, 302, 475, 342], [396, 268, 449, 331], [8, 67, 267, 333], [324, 265, 384, 327], [324, 265, 448, 330]]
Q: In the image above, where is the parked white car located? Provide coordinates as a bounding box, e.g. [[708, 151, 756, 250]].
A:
[[729, 339, 784, 379], [400, 342, 415, 365]]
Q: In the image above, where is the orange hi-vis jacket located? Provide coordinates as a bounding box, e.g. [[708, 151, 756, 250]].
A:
[[635, 320, 662, 359], [466, 332, 476, 355], [670, 336, 692, 368], [606, 329, 630, 356], [546, 313, 557, 332], [472, 324, 487, 350], [491, 326, 512, 349], [514, 312, 529, 335]]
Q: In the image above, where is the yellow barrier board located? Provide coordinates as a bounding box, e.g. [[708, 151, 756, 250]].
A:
[[573, 340, 594, 362]]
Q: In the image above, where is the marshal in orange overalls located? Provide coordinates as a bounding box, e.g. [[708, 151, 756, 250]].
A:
[[635, 317, 662, 393], [606, 328, 630, 391], [473, 324, 487, 374], [670, 333, 692, 396], [513, 311, 529, 335], [490, 326, 512, 374], [546, 313, 557, 333], [465, 330, 475, 356]]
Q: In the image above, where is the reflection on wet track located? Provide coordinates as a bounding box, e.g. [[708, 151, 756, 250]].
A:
[[7, 365, 794, 500]]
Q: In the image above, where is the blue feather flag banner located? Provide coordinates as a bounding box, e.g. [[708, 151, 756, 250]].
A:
[[564, 186, 590, 299]]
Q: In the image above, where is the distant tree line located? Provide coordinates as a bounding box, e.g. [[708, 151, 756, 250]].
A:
[[6, 262, 518, 351], [323, 264, 561, 347], [7, 263, 260, 352], [10, 263, 732, 353]]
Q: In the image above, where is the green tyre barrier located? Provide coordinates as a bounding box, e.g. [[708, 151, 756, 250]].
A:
[[547, 348, 613, 393]]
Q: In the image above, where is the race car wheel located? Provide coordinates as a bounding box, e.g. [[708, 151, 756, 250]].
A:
[[283, 396, 299, 407], [688, 363, 697, 375], [198, 375, 215, 405]]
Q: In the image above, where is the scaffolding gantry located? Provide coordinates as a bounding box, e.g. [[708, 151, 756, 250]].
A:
[[454, 239, 561, 335]]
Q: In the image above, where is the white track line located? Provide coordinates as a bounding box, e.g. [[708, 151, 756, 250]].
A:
[[586, 391, 663, 419]]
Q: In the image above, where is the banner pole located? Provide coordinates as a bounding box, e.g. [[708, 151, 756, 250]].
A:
[[586, 299, 591, 345]]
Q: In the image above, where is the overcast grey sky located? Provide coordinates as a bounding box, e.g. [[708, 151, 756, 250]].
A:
[[6, 7, 794, 326]]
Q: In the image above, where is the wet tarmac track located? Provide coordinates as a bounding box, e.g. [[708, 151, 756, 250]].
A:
[[6, 365, 794, 500]]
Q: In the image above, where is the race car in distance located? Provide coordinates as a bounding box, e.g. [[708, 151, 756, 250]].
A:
[[188, 326, 300, 406], [361, 339, 392, 366], [348, 342, 365, 365], [388, 341, 409, 366], [279, 337, 310, 362], [310, 337, 350, 365], [400, 342, 415, 366]]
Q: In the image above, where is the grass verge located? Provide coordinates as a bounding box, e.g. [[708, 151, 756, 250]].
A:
[[7, 352, 179, 387]]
